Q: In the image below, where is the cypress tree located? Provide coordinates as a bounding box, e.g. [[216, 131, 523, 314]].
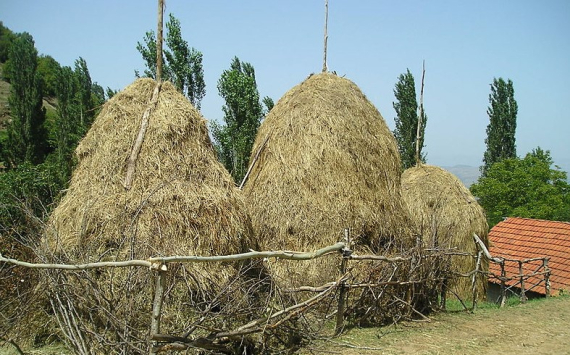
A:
[[481, 78, 518, 176]]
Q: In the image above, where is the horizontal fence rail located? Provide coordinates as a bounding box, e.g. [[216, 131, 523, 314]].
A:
[[0, 233, 551, 354]]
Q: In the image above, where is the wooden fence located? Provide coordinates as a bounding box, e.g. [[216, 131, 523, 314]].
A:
[[0, 231, 552, 354]]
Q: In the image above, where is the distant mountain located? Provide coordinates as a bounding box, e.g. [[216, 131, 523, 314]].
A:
[[441, 165, 480, 188]]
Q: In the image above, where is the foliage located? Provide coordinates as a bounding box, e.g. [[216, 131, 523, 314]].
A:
[[262, 96, 274, 114], [36, 55, 61, 97], [53, 66, 80, 182], [106, 87, 118, 100], [0, 21, 16, 63], [2, 32, 48, 167], [0, 161, 61, 242], [481, 77, 518, 176], [393, 69, 427, 170], [471, 147, 570, 227], [136, 14, 206, 110], [74, 57, 95, 134], [211, 57, 263, 183]]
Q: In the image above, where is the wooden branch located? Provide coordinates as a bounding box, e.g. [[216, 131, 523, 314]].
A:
[[156, 0, 164, 82], [322, 0, 329, 72], [336, 228, 349, 335], [124, 82, 162, 190], [0, 253, 152, 269], [150, 270, 167, 355], [149, 242, 345, 264], [473, 233, 503, 263], [348, 254, 411, 262], [1, 243, 344, 271], [393, 295, 431, 322], [239, 135, 269, 190], [215, 277, 338, 339]]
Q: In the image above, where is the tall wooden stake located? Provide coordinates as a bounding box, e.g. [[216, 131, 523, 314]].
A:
[[335, 228, 349, 335], [150, 267, 167, 355], [156, 0, 164, 82], [322, 0, 329, 73], [415, 60, 425, 166]]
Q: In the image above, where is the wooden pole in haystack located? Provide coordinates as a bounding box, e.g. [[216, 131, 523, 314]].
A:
[[322, 0, 329, 73], [124, 0, 164, 190], [415, 60, 425, 166], [156, 0, 164, 82]]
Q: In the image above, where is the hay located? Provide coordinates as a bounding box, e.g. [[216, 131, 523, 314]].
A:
[[47, 78, 251, 259], [401, 164, 489, 299], [42, 78, 256, 354], [243, 73, 414, 288]]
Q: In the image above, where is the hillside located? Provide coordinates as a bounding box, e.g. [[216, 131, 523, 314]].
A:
[[443, 165, 481, 188]]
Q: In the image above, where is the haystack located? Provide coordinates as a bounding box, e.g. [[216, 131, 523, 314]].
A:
[[243, 72, 414, 288], [401, 164, 489, 300], [43, 78, 255, 354]]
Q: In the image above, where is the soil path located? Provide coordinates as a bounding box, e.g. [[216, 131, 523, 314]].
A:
[[305, 296, 570, 355]]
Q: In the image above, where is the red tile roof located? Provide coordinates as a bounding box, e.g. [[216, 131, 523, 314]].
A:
[[488, 217, 570, 295]]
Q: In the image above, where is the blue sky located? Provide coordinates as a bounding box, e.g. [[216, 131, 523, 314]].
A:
[[2, 1, 569, 172]]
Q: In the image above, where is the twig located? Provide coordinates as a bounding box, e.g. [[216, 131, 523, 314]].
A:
[[393, 295, 431, 322], [239, 135, 269, 189]]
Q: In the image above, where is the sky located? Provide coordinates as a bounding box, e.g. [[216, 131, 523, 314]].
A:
[[1, 0, 569, 173]]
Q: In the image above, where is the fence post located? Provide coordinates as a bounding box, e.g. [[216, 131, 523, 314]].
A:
[[544, 258, 551, 297], [499, 261, 507, 307], [150, 265, 167, 355], [471, 251, 482, 311], [518, 261, 527, 303], [335, 228, 350, 335]]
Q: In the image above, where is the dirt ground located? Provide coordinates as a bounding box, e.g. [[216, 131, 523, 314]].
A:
[[303, 296, 570, 355], [2, 297, 569, 354]]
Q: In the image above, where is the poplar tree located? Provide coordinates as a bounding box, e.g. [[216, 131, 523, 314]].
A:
[[211, 57, 263, 183], [3, 32, 47, 167], [481, 77, 518, 176], [136, 14, 206, 110], [393, 69, 427, 170]]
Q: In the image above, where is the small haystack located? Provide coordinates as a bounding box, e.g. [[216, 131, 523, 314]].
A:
[[243, 72, 413, 288], [401, 164, 489, 300], [43, 78, 255, 354]]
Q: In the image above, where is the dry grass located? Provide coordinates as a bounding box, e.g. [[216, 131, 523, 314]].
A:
[[40, 78, 258, 354], [401, 164, 489, 299], [244, 72, 414, 288]]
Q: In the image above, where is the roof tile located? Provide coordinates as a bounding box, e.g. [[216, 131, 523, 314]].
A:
[[488, 217, 570, 295]]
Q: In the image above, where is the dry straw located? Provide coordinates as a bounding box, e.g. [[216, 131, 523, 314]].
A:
[[43, 78, 255, 353], [401, 164, 489, 299], [243, 72, 414, 288]]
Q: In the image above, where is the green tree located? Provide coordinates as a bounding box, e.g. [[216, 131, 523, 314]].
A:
[[136, 14, 206, 110], [2, 32, 47, 167], [0, 22, 16, 63], [470, 147, 570, 227], [393, 69, 427, 170], [74, 57, 95, 133], [106, 87, 118, 100], [36, 55, 61, 97], [262, 96, 274, 116], [53, 66, 80, 182], [211, 57, 263, 183], [481, 77, 518, 176]]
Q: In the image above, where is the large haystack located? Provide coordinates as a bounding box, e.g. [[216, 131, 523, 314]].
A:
[[42, 78, 256, 354], [243, 72, 413, 287], [401, 164, 489, 300]]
